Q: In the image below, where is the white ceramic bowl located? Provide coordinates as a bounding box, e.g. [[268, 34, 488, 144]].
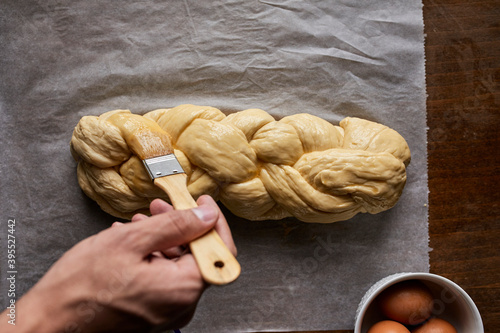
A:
[[354, 272, 483, 333]]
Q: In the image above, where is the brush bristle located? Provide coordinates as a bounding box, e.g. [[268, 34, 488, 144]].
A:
[[108, 113, 174, 160]]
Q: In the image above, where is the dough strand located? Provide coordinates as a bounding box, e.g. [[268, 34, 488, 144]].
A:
[[70, 104, 410, 223]]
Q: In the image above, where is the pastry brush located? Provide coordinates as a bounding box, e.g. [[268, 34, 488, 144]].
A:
[[109, 113, 240, 285]]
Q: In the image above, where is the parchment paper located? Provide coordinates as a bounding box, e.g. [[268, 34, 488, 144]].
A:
[[0, 1, 428, 332]]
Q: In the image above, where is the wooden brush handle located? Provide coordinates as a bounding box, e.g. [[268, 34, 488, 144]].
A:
[[154, 174, 241, 285]]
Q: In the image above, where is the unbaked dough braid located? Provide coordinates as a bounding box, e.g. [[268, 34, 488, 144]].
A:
[[70, 104, 410, 223]]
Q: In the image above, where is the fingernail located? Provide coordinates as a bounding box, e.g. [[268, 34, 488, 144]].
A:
[[192, 205, 218, 223]]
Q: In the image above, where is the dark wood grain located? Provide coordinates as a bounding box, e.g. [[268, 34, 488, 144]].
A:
[[262, 1, 500, 333], [424, 1, 500, 333]]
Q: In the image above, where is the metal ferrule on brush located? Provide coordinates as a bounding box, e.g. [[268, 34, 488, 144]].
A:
[[143, 154, 185, 180]]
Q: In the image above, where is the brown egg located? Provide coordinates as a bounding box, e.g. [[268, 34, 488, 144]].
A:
[[367, 320, 411, 333], [377, 280, 434, 325], [411, 318, 457, 333]]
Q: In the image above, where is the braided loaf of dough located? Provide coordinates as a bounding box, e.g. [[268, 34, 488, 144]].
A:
[[70, 104, 410, 223]]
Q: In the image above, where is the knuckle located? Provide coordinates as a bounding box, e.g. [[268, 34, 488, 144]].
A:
[[167, 211, 199, 241]]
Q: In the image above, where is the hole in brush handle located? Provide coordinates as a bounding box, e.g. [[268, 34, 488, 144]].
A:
[[153, 176, 241, 284]]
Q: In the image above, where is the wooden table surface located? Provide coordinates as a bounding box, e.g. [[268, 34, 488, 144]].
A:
[[266, 1, 500, 332], [425, 1, 499, 332]]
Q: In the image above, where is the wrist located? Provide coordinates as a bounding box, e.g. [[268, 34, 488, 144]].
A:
[[2, 284, 82, 333]]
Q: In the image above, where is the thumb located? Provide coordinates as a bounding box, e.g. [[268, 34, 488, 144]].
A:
[[130, 203, 219, 254]]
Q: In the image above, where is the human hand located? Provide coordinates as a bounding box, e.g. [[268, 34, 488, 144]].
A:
[[2, 195, 236, 333]]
